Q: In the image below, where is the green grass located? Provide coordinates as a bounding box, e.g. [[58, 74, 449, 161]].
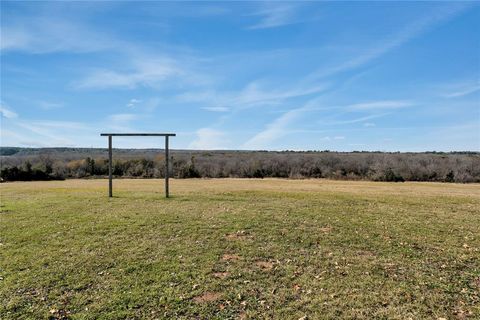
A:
[[1, 179, 479, 319]]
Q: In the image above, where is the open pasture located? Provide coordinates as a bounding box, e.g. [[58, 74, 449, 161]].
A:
[[1, 179, 479, 319]]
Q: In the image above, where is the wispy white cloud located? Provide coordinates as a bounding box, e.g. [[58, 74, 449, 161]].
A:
[[242, 107, 304, 149], [178, 81, 328, 110], [309, 3, 472, 80], [127, 99, 142, 108], [364, 122, 376, 127], [0, 129, 39, 147], [74, 51, 213, 90], [347, 100, 413, 111], [229, 4, 469, 150], [248, 3, 300, 30], [319, 113, 389, 125], [241, 3, 471, 150], [0, 100, 95, 146], [189, 128, 229, 150], [2, 115, 131, 147], [241, 93, 338, 149], [75, 57, 183, 89], [183, 80, 326, 149], [243, 98, 410, 149], [2, 2, 476, 151], [0, 103, 18, 119], [13, 120, 90, 146], [1, 8, 211, 92], [202, 106, 229, 112], [1, 17, 117, 53], [235, 82, 327, 108], [443, 84, 480, 98]]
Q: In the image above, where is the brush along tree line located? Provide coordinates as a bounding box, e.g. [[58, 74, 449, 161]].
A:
[[1, 149, 478, 183]]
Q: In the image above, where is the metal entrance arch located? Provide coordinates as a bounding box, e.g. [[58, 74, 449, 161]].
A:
[[100, 133, 176, 198]]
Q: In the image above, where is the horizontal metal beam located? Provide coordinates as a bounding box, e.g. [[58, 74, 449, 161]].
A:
[[100, 133, 176, 137]]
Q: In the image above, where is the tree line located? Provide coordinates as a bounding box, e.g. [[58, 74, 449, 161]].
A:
[[1, 148, 479, 183]]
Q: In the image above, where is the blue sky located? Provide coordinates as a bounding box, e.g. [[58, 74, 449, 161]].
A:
[[0, 1, 479, 151]]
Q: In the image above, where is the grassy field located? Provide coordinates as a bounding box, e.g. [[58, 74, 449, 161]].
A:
[[1, 179, 479, 319]]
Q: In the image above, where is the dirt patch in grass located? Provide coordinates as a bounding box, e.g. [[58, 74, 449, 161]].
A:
[[222, 254, 241, 261], [255, 261, 274, 271], [319, 226, 332, 233], [193, 292, 222, 304]]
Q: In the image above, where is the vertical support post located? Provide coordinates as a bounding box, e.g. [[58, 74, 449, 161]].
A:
[[165, 135, 169, 198], [108, 135, 112, 197]]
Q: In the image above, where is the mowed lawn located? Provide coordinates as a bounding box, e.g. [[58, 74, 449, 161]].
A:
[[1, 179, 479, 319]]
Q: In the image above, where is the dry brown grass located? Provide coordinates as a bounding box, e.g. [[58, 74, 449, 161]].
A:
[[3, 177, 479, 197]]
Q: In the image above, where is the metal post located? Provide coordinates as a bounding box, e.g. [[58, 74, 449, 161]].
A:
[[165, 135, 169, 198], [108, 135, 112, 197]]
